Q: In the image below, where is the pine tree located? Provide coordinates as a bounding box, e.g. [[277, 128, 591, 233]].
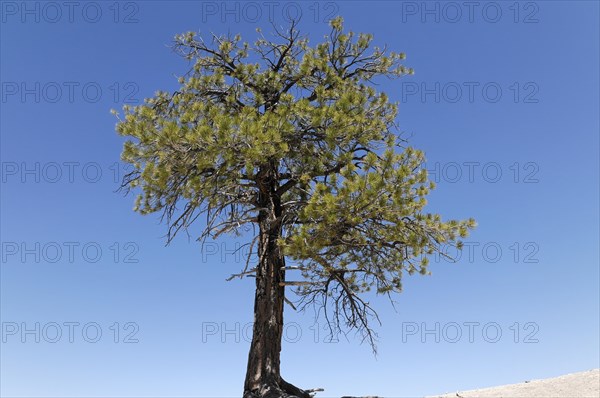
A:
[[114, 17, 476, 398]]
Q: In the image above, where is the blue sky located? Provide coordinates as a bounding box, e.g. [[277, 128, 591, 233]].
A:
[[1, 1, 598, 397]]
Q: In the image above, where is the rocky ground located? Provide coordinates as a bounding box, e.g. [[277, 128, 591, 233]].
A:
[[427, 368, 599, 398]]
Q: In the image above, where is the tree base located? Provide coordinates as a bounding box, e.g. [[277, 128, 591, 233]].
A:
[[243, 378, 312, 398]]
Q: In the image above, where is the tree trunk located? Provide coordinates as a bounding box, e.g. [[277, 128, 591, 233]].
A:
[[243, 168, 310, 398]]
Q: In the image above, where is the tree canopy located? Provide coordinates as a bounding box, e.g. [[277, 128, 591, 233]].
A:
[[115, 17, 476, 352]]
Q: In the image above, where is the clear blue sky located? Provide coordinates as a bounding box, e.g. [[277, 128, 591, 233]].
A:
[[1, 1, 598, 397]]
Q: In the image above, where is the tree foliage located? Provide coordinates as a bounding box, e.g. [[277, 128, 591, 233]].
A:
[[115, 17, 476, 351]]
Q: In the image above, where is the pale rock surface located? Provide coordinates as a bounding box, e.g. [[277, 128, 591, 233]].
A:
[[428, 369, 599, 398]]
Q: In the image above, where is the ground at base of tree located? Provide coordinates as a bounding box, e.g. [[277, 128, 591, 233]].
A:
[[428, 368, 599, 398]]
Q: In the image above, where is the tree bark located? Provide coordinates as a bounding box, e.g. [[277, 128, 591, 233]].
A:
[[243, 167, 310, 398]]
